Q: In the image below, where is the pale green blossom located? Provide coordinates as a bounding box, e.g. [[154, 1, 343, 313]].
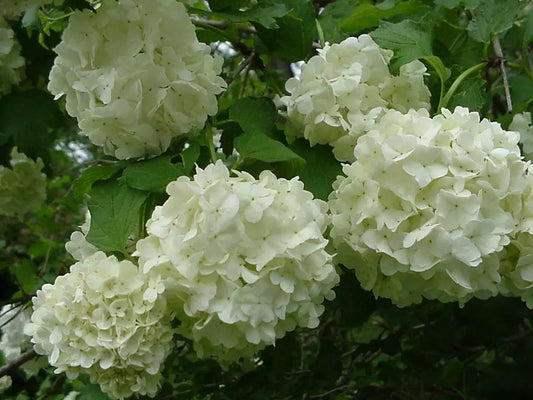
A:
[[0, 147, 46, 216], [0, 375, 11, 392], [0, 17, 24, 95]]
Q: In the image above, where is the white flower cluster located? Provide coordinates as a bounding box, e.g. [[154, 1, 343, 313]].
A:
[[0, 375, 11, 392], [48, 0, 226, 159], [510, 112, 533, 160], [281, 34, 430, 162], [0, 18, 25, 95], [0, 0, 63, 19], [25, 251, 174, 400], [134, 160, 339, 364], [0, 304, 46, 376], [0, 147, 46, 216], [328, 107, 529, 306]]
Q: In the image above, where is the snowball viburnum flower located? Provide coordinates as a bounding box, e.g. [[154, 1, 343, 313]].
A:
[[48, 0, 226, 159], [134, 160, 339, 364], [328, 107, 529, 306], [25, 252, 174, 400], [281, 34, 430, 162], [0, 18, 25, 95], [0, 147, 46, 216]]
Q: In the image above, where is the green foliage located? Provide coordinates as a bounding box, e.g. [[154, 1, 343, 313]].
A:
[[340, 0, 428, 34], [234, 133, 304, 164], [229, 97, 278, 136], [86, 181, 148, 254], [289, 139, 342, 201], [371, 19, 434, 71], [122, 156, 186, 193], [467, 0, 522, 43], [253, 0, 316, 62], [73, 164, 124, 201], [0, 90, 61, 161]]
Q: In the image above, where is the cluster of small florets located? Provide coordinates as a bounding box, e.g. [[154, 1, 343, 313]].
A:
[[328, 107, 529, 306], [25, 251, 174, 400], [281, 34, 430, 162], [0, 18, 25, 95], [0, 147, 46, 216], [134, 160, 339, 364], [48, 0, 226, 159]]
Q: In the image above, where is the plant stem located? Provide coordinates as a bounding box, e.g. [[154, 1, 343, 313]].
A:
[[492, 35, 512, 113], [441, 62, 486, 109], [0, 349, 38, 378]]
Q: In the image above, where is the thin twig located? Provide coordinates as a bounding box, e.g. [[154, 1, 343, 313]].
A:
[[239, 55, 253, 98], [0, 296, 32, 307], [492, 35, 512, 113], [0, 349, 38, 378], [227, 52, 255, 87], [307, 384, 356, 399], [190, 16, 256, 34]]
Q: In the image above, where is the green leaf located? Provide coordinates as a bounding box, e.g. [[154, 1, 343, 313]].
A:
[[423, 56, 451, 82], [318, 0, 359, 42], [434, 0, 481, 9], [350, 318, 385, 344], [194, 2, 289, 29], [467, 0, 522, 43], [235, 133, 304, 164], [289, 139, 342, 201], [229, 97, 277, 137], [86, 180, 148, 253], [509, 75, 533, 108], [0, 90, 62, 160], [208, 0, 250, 12], [77, 384, 111, 400], [340, 0, 428, 34], [11, 259, 42, 294], [524, 10, 533, 45], [371, 19, 433, 72], [422, 55, 451, 109], [123, 156, 186, 193], [73, 164, 124, 200], [446, 77, 488, 112], [254, 0, 316, 62], [181, 140, 201, 172]]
